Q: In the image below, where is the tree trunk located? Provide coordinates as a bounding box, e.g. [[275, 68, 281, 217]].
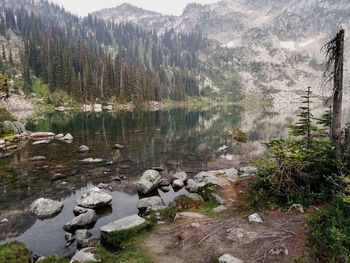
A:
[[332, 29, 344, 161]]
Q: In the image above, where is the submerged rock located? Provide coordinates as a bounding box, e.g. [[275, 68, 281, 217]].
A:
[[70, 247, 100, 263], [77, 187, 112, 209], [30, 156, 47, 161], [80, 158, 104, 164], [29, 198, 64, 219], [137, 170, 161, 194], [64, 209, 98, 232], [75, 229, 100, 248], [137, 196, 165, 210], [112, 144, 124, 150], [73, 206, 89, 216], [32, 140, 51, 146]]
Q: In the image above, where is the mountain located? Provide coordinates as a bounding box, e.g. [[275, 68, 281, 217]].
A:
[[93, 0, 350, 103]]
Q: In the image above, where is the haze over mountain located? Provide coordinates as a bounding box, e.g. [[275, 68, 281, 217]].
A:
[[93, 0, 350, 103]]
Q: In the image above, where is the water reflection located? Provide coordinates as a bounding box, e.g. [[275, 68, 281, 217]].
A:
[[0, 105, 304, 256]]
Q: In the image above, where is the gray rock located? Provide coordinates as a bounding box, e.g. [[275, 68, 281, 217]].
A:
[[191, 222, 200, 228], [30, 156, 47, 161], [138, 196, 165, 210], [29, 198, 64, 219], [32, 140, 51, 146], [77, 187, 112, 209], [174, 212, 205, 220], [73, 206, 89, 216], [100, 214, 146, 236], [70, 247, 100, 263], [172, 179, 184, 189], [248, 213, 263, 223], [160, 186, 171, 192], [137, 170, 161, 194], [146, 205, 167, 213], [78, 145, 90, 152], [218, 254, 243, 263], [173, 172, 188, 182], [112, 144, 124, 150], [194, 168, 239, 187], [80, 158, 104, 164], [65, 232, 75, 243], [151, 166, 164, 172], [159, 178, 170, 187], [288, 204, 304, 213], [55, 133, 64, 139], [240, 166, 258, 175], [185, 179, 199, 193], [63, 209, 98, 232], [0, 218, 8, 224], [212, 205, 227, 213], [217, 145, 229, 152], [30, 132, 55, 139], [187, 193, 204, 203], [61, 133, 74, 141], [75, 229, 99, 248]]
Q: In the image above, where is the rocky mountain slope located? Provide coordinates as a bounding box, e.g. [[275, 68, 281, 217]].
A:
[[93, 0, 350, 104]]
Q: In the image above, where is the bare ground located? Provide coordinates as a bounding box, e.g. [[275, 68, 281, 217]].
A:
[[140, 178, 315, 263]]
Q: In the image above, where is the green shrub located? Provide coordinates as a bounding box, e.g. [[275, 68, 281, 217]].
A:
[[0, 108, 15, 135], [309, 198, 350, 263], [48, 90, 72, 107], [0, 241, 32, 263]]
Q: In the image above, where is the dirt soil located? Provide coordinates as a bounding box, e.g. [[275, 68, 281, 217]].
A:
[[140, 178, 315, 263]]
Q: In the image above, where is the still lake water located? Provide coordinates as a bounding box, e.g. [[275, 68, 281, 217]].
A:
[[0, 105, 299, 257]]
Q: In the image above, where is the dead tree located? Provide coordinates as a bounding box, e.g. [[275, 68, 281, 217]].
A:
[[323, 28, 345, 160]]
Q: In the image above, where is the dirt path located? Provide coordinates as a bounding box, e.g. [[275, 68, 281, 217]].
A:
[[140, 178, 314, 263]]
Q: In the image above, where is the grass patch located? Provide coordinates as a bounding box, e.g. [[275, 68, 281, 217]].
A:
[[192, 201, 220, 217], [0, 241, 32, 263], [173, 195, 202, 209], [94, 245, 152, 263], [39, 255, 69, 263]]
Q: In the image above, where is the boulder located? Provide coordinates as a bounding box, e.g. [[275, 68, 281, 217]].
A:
[[218, 254, 243, 263], [0, 218, 9, 224], [63, 209, 98, 232], [112, 144, 124, 150], [55, 134, 64, 139], [248, 213, 263, 223], [70, 247, 100, 263], [173, 172, 188, 182], [30, 156, 47, 161], [100, 214, 146, 237], [32, 140, 51, 146], [239, 166, 258, 175], [172, 179, 184, 189], [77, 187, 112, 209], [137, 170, 161, 194], [160, 186, 170, 192], [194, 168, 239, 187], [137, 196, 165, 210], [159, 178, 170, 187], [185, 179, 199, 193], [174, 212, 206, 220], [51, 173, 66, 181], [29, 198, 64, 219], [97, 183, 112, 190], [78, 145, 90, 152], [288, 204, 304, 213], [80, 158, 104, 164], [73, 206, 89, 216], [217, 145, 229, 152]]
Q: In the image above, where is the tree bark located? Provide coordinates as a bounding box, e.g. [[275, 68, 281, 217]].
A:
[[332, 29, 344, 161]]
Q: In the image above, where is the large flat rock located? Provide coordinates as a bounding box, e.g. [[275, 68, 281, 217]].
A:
[[29, 198, 64, 219], [100, 214, 145, 235]]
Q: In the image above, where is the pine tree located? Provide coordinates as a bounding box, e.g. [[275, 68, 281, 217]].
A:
[[289, 87, 317, 148]]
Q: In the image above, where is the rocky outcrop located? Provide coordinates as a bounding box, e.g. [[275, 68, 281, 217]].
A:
[[218, 254, 243, 263], [137, 170, 161, 194], [194, 168, 239, 187], [3, 121, 26, 134], [185, 179, 199, 193], [75, 229, 99, 248], [76, 188, 112, 209], [64, 209, 98, 232], [78, 145, 90, 152], [29, 198, 64, 219]]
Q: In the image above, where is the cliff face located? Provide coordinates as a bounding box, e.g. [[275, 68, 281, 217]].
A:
[[92, 0, 350, 103]]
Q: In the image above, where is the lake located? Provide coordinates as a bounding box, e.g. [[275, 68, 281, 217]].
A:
[[0, 104, 300, 257]]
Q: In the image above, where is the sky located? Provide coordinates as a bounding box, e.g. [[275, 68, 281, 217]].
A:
[[50, 0, 218, 17]]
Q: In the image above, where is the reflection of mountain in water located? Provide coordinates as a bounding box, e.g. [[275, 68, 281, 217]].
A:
[[0, 105, 321, 245]]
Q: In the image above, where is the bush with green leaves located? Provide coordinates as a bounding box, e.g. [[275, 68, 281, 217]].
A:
[[309, 198, 350, 263]]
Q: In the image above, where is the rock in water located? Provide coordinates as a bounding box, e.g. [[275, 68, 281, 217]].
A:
[[63, 209, 98, 232], [137, 170, 161, 194], [77, 187, 112, 209], [29, 198, 64, 219], [80, 158, 104, 164], [73, 206, 89, 216], [51, 173, 66, 181], [30, 156, 47, 161], [100, 214, 145, 237], [61, 133, 74, 141], [3, 121, 26, 135], [78, 145, 90, 152], [218, 254, 243, 263], [69, 247, 100, 263], [30, 132, 55, 139], [112, 144, 125, 150], [137, 196, 165, 210], [32, 140, 51, 146], [173, 172, 188, 182]]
